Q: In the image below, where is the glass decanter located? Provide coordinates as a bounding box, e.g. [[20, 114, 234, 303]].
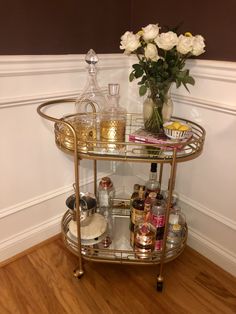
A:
[[75, 49, 107, 113], [100, 83, 127, 151]]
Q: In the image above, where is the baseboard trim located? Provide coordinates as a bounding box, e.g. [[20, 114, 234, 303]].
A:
[[0, 214, 62, 263], [0, 234, 61, 268], [187, 227, 236, 277], [179, 194, 236, 231]]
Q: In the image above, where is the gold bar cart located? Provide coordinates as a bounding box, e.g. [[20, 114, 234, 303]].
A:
[[37, 98, 205, 291]]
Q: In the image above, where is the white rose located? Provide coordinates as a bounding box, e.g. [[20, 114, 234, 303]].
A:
[[176, 34, 194, 54], [192, 35, 205, 56], [120, 31, 141, 53], [155, 31, 178, 50], [144, 43, 159, 61], [142, 24, 160, 42]]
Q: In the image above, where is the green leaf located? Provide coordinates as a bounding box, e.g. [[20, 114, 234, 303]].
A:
[[129, 72, 135, 82], [139, 85, 147, 96], [134, 68, 144, 78], [132, 64, 142, 70], [185, 76, 195, 85]]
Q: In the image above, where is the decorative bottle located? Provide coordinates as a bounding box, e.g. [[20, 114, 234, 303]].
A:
[[145, 163, 160, 197], [75, 49, 107, 113], [167, 206, 186, 246], [100, 83, 127, 151]]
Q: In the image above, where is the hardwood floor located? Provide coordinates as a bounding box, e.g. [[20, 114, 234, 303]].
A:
[[0, 237, 236, 314]]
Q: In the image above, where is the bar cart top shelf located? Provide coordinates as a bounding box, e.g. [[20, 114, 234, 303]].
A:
[[37, 98, 206, 164]]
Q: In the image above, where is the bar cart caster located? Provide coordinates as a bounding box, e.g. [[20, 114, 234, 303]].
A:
[[156, 275, 164, 292], [73, 267, 84, 279]]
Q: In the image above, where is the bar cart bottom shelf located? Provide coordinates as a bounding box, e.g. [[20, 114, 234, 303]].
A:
[[61, 207, 188, 267]]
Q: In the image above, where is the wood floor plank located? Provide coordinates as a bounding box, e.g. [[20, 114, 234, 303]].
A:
[[0, 237, 236, 314]]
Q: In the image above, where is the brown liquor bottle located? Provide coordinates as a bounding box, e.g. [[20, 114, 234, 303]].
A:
[[130, 185, 146, 247]]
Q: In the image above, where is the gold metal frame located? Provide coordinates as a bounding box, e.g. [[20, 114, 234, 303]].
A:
[[37, 98, 205, 289]]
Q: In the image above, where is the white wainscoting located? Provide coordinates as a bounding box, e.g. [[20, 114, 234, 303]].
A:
[[0, 54, 235, 277]]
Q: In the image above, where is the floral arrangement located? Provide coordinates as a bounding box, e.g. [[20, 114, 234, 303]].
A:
[[119, 23, 205, 131]]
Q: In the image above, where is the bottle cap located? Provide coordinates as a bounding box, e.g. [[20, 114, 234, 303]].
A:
[[99, 177, 113, 189], [133, 183, 140, 191], [151, 163, 157, 172]]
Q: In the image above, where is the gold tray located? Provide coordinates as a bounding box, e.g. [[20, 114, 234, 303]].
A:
[[37, 98, 205, 164]]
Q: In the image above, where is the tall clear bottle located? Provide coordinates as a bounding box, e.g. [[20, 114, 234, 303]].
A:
[[167, 205, 186, 246], [100, 83, 127, 151], [75, 49, 107, 113], [145, 163, 161, 197], [97, 177, 115, 248]]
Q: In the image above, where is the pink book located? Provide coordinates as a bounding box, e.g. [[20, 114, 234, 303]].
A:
[[128, 128, 192, 149]]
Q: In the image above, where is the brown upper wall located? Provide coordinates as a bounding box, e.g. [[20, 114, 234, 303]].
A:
[[0, 0, 235, 61], [0, 0, 130, 55], [130, 0, 236, 62]]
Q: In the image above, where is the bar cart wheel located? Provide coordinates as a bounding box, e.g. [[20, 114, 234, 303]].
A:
[[156, 275, 163, 292], [73, 268, 84, 279]]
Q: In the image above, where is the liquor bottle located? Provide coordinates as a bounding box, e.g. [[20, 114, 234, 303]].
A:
[[97, 177, 115, 248], [167, 206, 186, 246], [130, 183, 140, 207], [130, 185, 146, 247], [100, 83, 127, 151], [131, 185, 146, 225], [129, 183, 140, 247], [134, 221, 156, 259], [151, 200, 166, 251], [144, 191, 156, 223], [75, 49, 107, 113], [163, 189, 179, 208], [97, 177, 115, 214], [145, 163, 160, 197]]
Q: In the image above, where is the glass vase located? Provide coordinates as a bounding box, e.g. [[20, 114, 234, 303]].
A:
[[143, 84, 174, 133], [143, 96, 163, 134], [162, 86, 173, 123]]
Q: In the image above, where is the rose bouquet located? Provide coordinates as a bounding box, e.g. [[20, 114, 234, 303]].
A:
[[120, 24, 205, 132]]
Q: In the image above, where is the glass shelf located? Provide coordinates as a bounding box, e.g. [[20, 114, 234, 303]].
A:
[[61, 205, 188, 266], [37, 98, 206, 164]]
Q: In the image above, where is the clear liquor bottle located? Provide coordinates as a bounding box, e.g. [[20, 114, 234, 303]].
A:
[[167, 206, 186, 246], [145, 163, 160, 197], [100, 83, 127, 151], [97, 177, 115, 248]]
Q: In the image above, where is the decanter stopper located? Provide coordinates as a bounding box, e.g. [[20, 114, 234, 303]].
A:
[[85, 49, 99, 65]]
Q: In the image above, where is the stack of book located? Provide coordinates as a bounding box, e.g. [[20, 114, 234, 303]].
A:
[[128, 128, 192, 152]]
